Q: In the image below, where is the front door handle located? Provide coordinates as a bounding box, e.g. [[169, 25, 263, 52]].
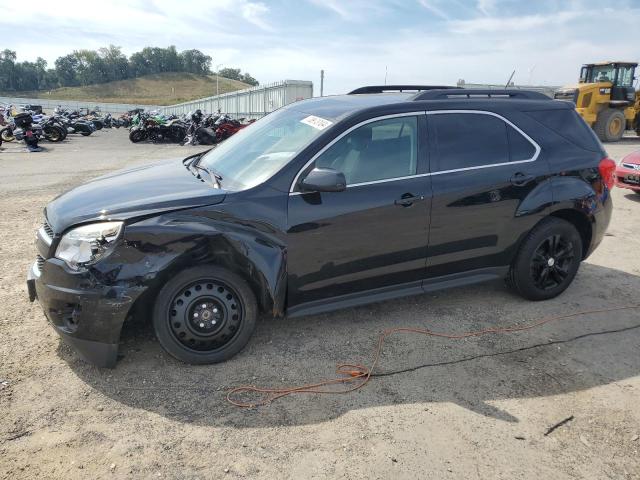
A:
[[510, 172, 535, 186], [394, 193, 425, 207]]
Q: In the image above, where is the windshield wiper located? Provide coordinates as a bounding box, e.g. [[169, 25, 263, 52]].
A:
[[191, 162, 223, 189], [183, 151, 222, 188]]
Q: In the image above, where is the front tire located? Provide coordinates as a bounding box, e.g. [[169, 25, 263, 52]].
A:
[[152, 266, 257, 364], [508, 218, 582, 301], [594, 108, 626, 142]]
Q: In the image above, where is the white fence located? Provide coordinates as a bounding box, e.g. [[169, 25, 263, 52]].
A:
[[160, 80, 313, 119], [0, 96, 161, 114]]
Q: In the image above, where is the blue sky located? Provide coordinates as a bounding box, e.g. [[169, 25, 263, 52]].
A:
[[2, 0, 640, 94]]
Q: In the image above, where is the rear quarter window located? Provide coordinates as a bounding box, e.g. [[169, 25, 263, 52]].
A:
[[523, 108, 602, 152]]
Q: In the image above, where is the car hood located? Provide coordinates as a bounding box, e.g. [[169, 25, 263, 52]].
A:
[[46, 158, 227, 232], [621, 150, 640, 166]]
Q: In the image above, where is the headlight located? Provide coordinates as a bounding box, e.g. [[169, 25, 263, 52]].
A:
[[55, 221, 123, 270]]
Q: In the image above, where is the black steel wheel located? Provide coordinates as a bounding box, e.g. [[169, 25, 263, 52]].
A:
[[153, 266, 257, 364], [508, 217, 582, 301]]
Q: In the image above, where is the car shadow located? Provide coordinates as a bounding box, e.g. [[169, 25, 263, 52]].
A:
[[623, 192, 640, 202], [62, 262, 640, 428]]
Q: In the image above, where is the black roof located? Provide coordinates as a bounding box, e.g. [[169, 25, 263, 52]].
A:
[[286, 87, 562, 122]]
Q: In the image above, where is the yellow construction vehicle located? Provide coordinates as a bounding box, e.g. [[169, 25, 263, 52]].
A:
[[555, 61, 640, 142]]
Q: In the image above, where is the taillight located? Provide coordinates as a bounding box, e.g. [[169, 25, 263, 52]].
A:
[[598, 157, 616, 190]]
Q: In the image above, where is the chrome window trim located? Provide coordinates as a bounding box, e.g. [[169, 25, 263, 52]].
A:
[[288, 109, 542, 195], [426, 110, 541, 171], [289, 111, 425, 193]]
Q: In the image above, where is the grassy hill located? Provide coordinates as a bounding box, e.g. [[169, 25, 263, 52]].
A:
[[3, 72, 251, 106]]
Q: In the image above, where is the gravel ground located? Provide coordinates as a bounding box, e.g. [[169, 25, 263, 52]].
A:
[[1, 129, 639, 479]]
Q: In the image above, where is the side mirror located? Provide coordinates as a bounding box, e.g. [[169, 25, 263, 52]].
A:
[[300, 167, 346, 193]]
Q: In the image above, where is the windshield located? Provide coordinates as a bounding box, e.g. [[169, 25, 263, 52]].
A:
[[588, 65, 616, 83], [199, 107, 333, 191], [617, 65, 635, 87]]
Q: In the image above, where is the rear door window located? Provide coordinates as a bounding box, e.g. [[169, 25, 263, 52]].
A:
[[431, 113, 508, 172], [431, 112, 537, 172], [507, 125, 536, 161]]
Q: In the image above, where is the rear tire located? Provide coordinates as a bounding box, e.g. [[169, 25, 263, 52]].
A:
[[129, 128, 146, 143], [44, 126, 64, 142], [152, 266, 257, 364], [594, 108, 626, 142], [508, 217, 582, 301], [0, 127, 15, 142]]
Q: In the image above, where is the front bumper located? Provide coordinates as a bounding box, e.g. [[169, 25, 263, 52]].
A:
[[27, 258, 139, 368], [616, 166, 640, 191]]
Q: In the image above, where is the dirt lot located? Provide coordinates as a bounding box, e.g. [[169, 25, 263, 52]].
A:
[[1, 129, 639, 479]]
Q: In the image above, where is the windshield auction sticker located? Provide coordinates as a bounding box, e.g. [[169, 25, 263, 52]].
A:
[[300, 115, 333, 130]]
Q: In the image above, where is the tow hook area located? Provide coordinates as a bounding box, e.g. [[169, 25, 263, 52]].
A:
[[27, 262, 38, 302]]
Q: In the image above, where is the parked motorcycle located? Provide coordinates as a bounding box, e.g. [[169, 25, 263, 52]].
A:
[[129, 113, 186, 143], [13, 113, 42, 151]]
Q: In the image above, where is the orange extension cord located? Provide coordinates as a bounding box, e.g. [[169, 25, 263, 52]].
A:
[[227, 304, 640, 408]]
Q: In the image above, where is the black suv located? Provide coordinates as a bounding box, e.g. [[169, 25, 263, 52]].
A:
[[27, 86, 615, 367]]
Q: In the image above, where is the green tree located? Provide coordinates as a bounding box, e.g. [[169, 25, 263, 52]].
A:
[[0, 50, 17, 91], [218, 67, 242, 81], [241, 72, 259, 86], [179, 49, 212, 75], [98, 45, 129, 82], [54, 54, 80, 86]]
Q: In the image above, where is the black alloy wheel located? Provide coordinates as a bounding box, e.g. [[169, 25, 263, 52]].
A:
[[153, 266, 257, 364], [508, 217, 582, 301], [530, 234, 575, 290]]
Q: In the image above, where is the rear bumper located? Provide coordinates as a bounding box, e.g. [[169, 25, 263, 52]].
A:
[[27, 258, 140, 368]]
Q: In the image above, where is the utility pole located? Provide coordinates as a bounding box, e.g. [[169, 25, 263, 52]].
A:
[[384, 66, 388, 85], [320, 70, 324, 97], [216, 63, 223, 111]]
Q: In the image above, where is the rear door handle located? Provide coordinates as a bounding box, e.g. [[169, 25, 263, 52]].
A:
[[394, 193, 425, 207], [510, 172, 535, 186]]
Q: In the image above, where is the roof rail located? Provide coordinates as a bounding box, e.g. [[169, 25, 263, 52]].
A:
[[348, 85, 459, 95], [412, 89, 551, 101]]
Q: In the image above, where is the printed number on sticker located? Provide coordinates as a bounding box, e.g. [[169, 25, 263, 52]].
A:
[[300, 115, 333, 130]]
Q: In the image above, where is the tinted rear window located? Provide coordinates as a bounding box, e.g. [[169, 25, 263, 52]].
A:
[[524, 109, 602, 152]]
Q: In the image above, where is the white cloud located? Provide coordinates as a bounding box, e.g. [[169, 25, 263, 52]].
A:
[[451, 10, 582, 34], [417, 0, 452, 20], [240, 2, 273, 31], [476, 0, 497, 15], [1, 0, 639, 96]]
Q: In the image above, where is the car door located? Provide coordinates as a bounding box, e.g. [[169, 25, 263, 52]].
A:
[[286, 113, 431, 311], [425, 110, 550, 279]]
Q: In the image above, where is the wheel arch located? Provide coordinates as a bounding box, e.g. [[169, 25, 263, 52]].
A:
[[547, 208, 592, 259], [124, 219, 287, 327]]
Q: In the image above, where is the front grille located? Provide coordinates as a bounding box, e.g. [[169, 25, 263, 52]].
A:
[[622, 163, 640, 170]]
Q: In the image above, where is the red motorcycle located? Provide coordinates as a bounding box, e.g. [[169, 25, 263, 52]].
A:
[[213, 114, 253, 143]]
